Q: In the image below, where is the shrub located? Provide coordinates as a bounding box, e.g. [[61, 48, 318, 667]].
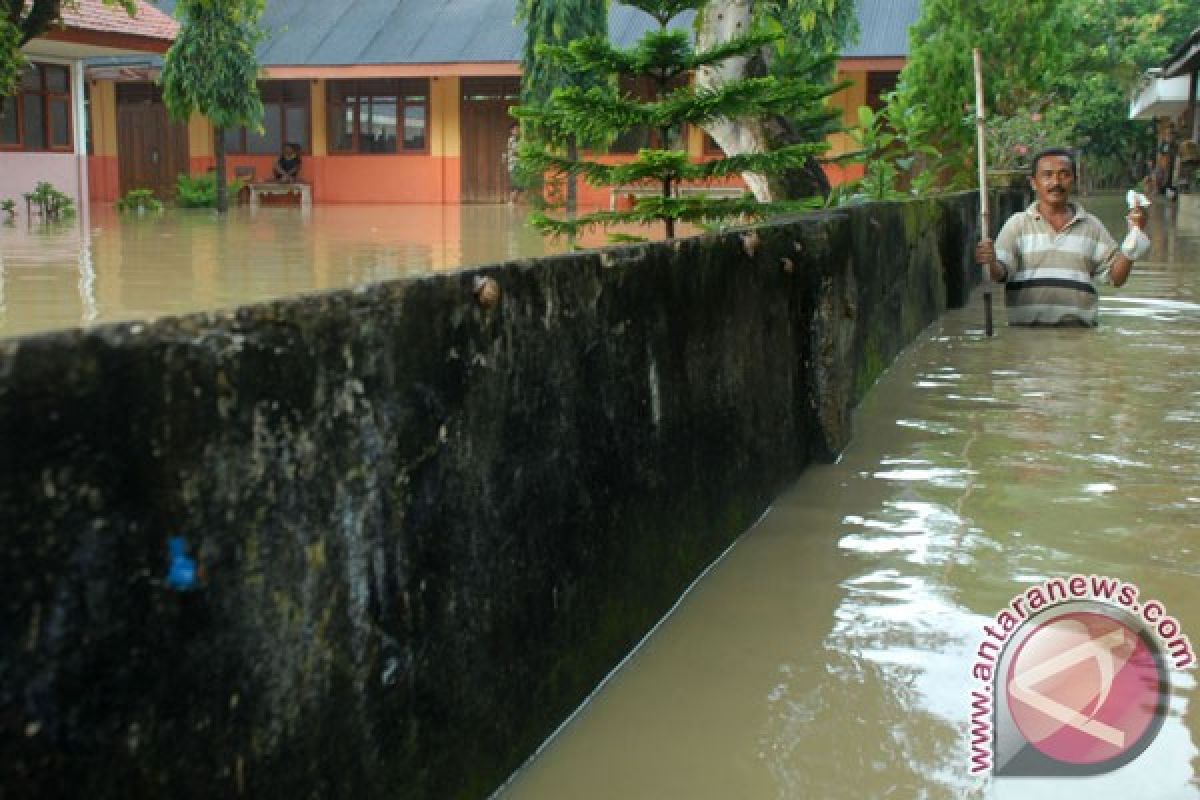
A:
[[175, 172, 244, 208], [22, 182, 74, 220], [117, 188, 164, 213]]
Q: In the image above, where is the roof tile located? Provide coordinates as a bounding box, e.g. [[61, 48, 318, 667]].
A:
[[60, 0, 178, 42]]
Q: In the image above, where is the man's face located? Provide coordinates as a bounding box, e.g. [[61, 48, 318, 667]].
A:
[[1030, 155, 1074, 208]]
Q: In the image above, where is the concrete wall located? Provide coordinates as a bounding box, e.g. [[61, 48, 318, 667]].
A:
[[0, 190, 1020, 799]]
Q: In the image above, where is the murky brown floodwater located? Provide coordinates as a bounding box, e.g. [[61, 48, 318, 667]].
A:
[[0, 204, 597, 339], [498, 195, 1200, 799]]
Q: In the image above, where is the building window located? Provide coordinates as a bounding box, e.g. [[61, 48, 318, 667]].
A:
[[223, 81, 310, 155], [0, 62, 72, 152], [326, 79, 429, 154]]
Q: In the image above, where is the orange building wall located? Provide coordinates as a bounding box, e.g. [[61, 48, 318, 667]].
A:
[[825, 69, 869, 184], [180, 77, 462, 204], [90, 64, 888, 205]]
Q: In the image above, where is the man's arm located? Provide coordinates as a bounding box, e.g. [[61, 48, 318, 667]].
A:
[[975, 239, 1008, 282], [1109, 205, 1149, 287], [976, 215, 1018, 282]]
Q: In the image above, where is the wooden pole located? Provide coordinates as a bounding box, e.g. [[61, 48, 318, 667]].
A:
[[973, 48, 993, 337]]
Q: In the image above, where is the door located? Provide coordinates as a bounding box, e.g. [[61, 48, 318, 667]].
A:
[[117, 83, 189, 199], [460, 77, 520, 204]]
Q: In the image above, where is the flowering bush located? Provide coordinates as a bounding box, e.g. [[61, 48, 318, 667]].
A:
[[967, 105, 1066, 171]]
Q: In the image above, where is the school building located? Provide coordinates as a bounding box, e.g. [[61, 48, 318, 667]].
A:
[[4, 0, 919, 209]]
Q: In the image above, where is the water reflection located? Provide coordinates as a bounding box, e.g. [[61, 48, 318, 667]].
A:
[[0, 204, 642, 339], [499, 195, 1200, 799]]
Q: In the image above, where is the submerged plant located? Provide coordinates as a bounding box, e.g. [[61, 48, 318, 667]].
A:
[[1, 198, 14, 220], [22, 182, 75, 220], [117, 188, 164, 213], [175, 172, 245, 208]]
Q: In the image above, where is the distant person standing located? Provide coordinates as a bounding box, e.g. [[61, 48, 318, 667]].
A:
[[976, 147, 1149, 327], [504, 122, 522, 204]]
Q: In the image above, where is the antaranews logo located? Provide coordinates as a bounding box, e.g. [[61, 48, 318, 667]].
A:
[[967, 574, 1194, 777]]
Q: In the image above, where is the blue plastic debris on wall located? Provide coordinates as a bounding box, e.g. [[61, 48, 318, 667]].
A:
[[165, 536, 198, 591]]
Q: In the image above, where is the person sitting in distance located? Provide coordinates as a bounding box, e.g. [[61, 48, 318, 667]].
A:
[[273, 143, 302, 183]]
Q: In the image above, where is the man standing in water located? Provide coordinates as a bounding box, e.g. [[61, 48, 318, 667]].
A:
[[976, 148, 1150, 326]]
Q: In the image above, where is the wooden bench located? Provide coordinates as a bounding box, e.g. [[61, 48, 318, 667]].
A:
[[248, 182, 312, 210], [609, 184, 747, 210]]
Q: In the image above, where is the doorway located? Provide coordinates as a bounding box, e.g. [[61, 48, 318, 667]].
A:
[[460, 77, 520, 204], [116, 82, 189, 199]]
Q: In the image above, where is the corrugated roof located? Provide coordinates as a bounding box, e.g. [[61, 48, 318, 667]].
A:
[[253, 1, 693, 66], [61, 0, 178, 42], [843, 0, 918, 59], [99, 0, 918, 68]]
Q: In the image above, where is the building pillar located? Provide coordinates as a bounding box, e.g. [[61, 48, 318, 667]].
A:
[[73, 59, 89, 219]]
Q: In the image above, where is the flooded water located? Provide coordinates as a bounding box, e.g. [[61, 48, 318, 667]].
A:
[[0, 204, 569, 339], [498, 195, 1200, 799]]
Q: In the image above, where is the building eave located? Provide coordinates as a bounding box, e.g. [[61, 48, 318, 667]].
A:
[[1163, 28, 1200, 79]]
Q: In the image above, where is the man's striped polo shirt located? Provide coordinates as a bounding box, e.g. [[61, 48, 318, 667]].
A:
[[993, 201, 1119, 327]]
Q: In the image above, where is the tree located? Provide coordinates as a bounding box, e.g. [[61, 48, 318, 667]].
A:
[[1045, 0, 1195, 183], [890, 0, 1073, 162], [696, 0, 856, 201], [891, 0, 1194, 187], [517, 0, 607, 216], [2, 0, 138, 105], [515, 0, 831, 240], [161, 0, 265, 213]]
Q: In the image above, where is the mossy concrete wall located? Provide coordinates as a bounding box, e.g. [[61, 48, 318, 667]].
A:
[[0, 190, 1021, 799]]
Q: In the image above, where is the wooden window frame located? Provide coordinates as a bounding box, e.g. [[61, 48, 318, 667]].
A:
[[326, 78, 430, 156], [0, 62, 73, 153], [224, 81, 312, 155]]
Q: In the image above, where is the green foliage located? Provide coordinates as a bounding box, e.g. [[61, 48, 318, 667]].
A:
[[175, 172, 244, 208], [22, 181, 74, 220], [517, 0, 606, 132], [890, 0, 1072, 167], [514, 0, 835, 239], [1, 198, 15, 219], [1045, 0, 1194, 166], [161, 0, 266, 212], [1, 1, 137, 101], [979, 106, 1067, 170], [117, 188, 164, 213], [0, 16, 20, 103], [161, 0, 266, 130], [836, 104, 941, 204], [516, 0, 607, 209], [893, 0, 1194, 186], [753, 0, 859, 85]]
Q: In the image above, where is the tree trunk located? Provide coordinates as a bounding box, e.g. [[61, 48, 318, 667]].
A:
[[214, 124, 228, 213], [694, 0, 773, 202], [695, 0, 833, 202]]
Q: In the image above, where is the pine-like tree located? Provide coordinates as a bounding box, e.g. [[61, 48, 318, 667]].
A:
[[514, 0, 834, 240]]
